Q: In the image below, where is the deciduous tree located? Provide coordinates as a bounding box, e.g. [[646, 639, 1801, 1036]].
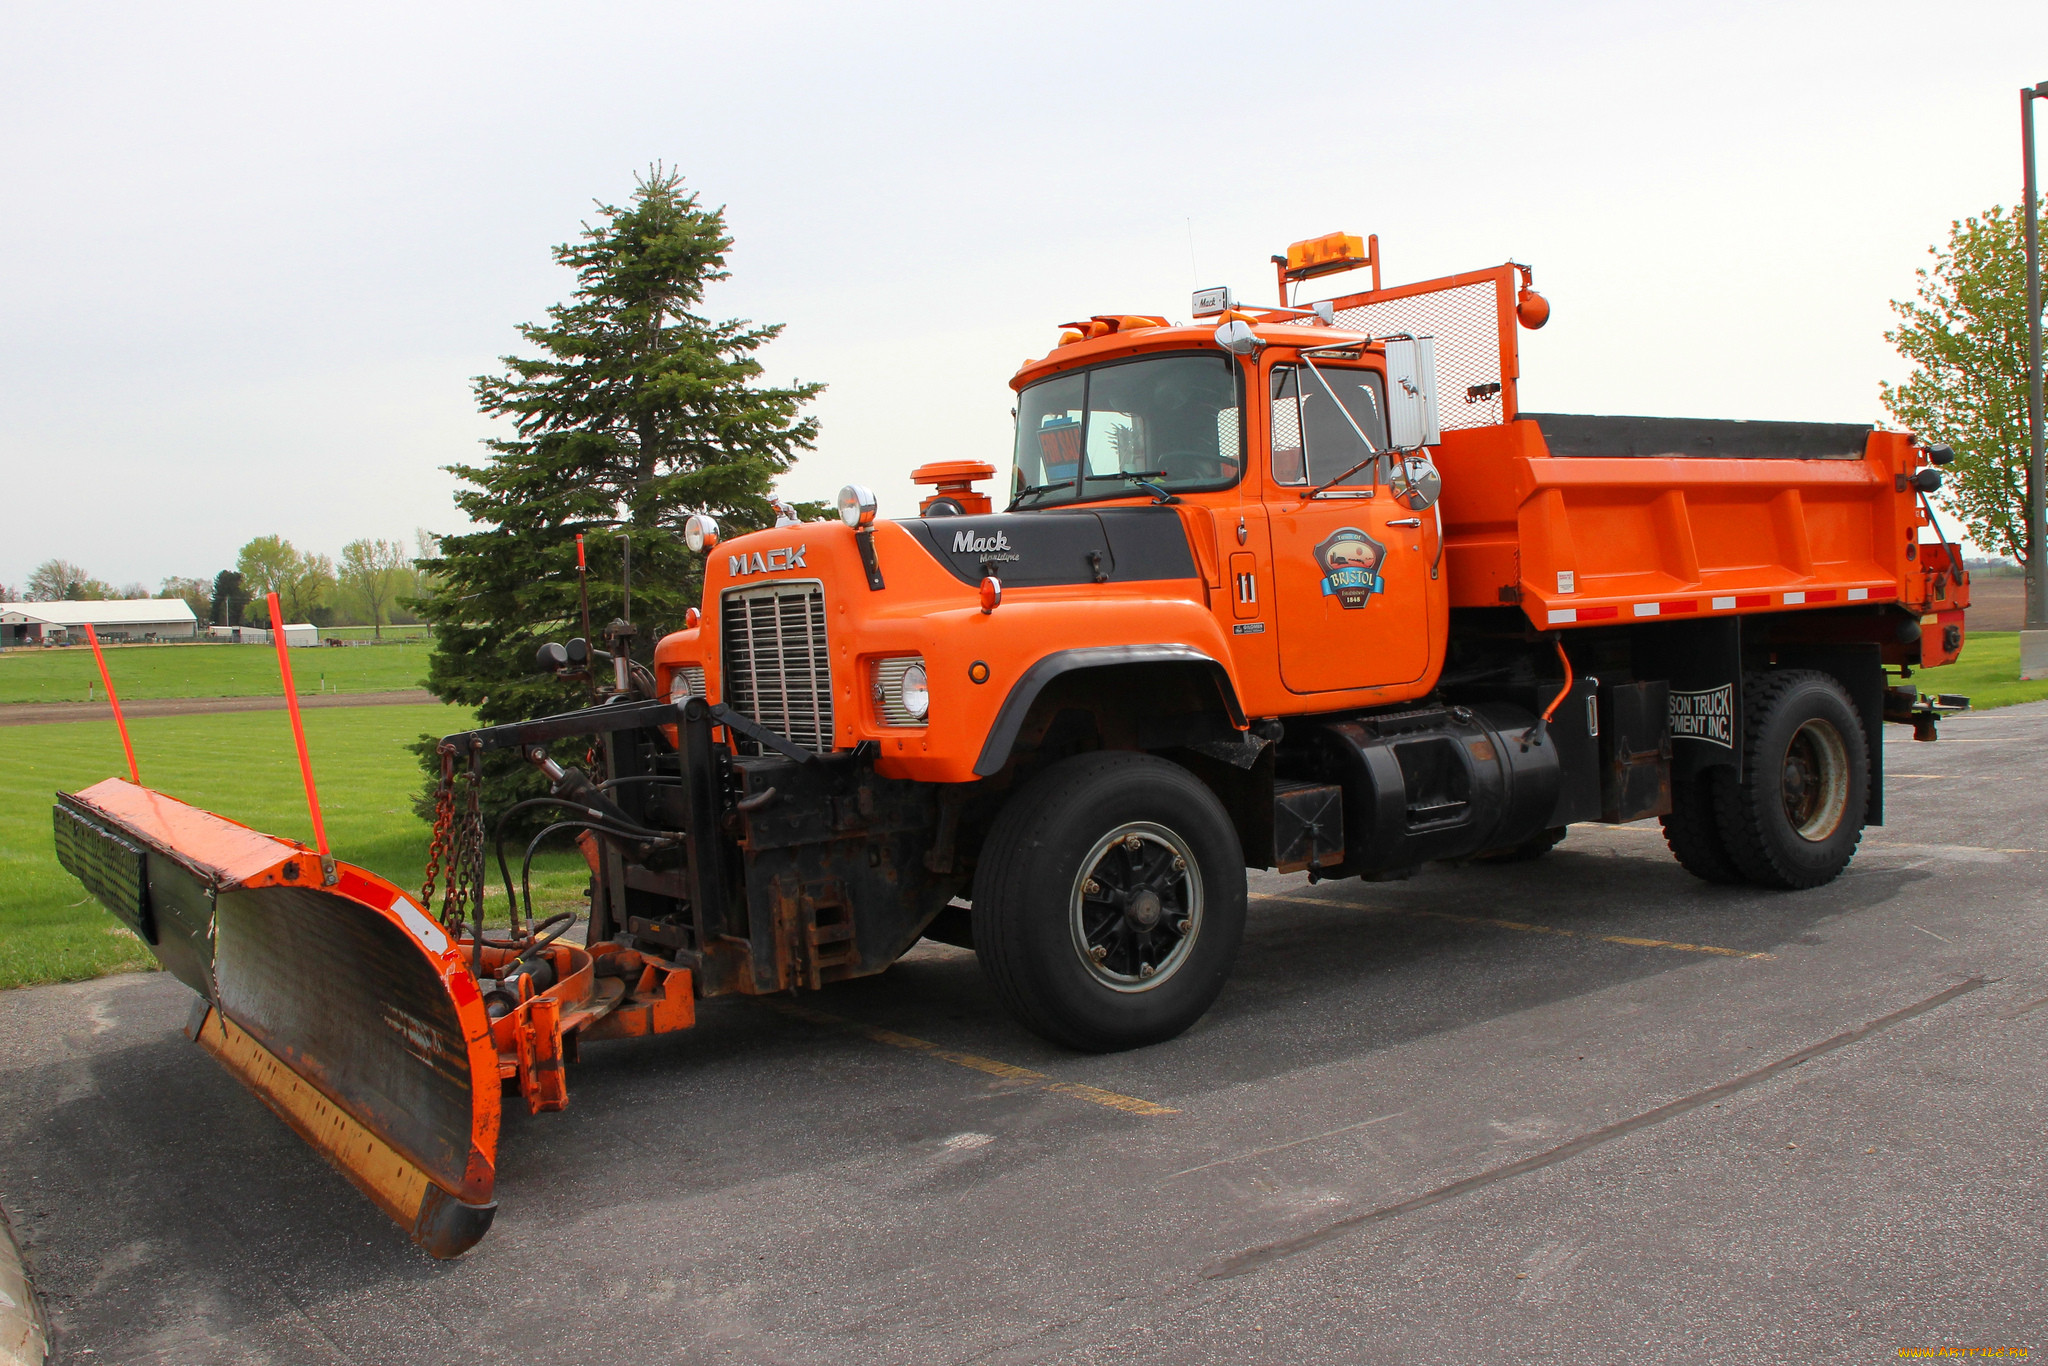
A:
[[234, 536, 334, 623], [161, 576, 213, 623], [1882, 202, 2047, 568], [27, 559, 109, 601], [338, 538, 409, 639]]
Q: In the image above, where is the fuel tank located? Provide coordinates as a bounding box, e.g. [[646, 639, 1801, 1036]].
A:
[[1300, 697, 1599, 876]]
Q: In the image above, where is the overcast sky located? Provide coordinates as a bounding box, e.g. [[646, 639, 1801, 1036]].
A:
[[4, 0, 2045, 589]]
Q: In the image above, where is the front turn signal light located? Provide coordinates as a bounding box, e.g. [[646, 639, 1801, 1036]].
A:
[[980, 576, 1002, 614]]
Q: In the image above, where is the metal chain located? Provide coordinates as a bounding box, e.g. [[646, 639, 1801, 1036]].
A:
[[423, 744, 457, 931], [449, 746, 486, 941]]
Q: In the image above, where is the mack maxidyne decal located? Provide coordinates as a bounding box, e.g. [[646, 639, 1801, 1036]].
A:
[[729, 545, 808, 576], [953, 529, 1011, 555], [1668, 683, 1735, 748]]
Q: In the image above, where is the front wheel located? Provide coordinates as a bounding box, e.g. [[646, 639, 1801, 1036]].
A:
[[971, 752, 1247, 1052]]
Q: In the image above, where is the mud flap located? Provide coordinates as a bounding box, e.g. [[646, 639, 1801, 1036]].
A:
[[53, 779, 502, 1259]]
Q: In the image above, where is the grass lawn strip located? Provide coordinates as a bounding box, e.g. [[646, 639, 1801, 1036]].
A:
[[2, 703, 586, 991], [0, 641, 430, 705], [1912, 631, 2048, 710]]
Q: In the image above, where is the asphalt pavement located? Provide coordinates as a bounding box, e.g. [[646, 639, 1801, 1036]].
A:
[[3, 703, 2044, 1364]]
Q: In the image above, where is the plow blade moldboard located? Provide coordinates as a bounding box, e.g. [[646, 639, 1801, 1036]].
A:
[[53, 778, 502, 1258]]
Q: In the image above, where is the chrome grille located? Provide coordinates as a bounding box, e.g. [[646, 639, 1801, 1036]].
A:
[[721, 581, 833, 752]]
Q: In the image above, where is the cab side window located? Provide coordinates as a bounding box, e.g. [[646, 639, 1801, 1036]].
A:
[[1269, 365, 1390, 488]]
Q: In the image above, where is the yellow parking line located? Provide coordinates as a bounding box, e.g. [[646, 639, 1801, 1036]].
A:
[[1251, 893, 1775, 961], [765, 1000, 1178, 1115]]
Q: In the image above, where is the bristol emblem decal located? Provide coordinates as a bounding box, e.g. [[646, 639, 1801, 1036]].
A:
[[1313, 527, 1386, 609], [1668, 684, 1736, 748]]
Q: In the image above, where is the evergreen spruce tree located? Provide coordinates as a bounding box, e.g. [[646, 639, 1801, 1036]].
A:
[[414, 167, 822, 810]]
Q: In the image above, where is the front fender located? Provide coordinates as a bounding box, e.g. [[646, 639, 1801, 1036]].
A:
[[971, 643, 1247, 776]]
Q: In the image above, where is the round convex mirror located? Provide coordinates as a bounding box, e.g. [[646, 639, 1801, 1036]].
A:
[[1391, 454, 1443, 511]]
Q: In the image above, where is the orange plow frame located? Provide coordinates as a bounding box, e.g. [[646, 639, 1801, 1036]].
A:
[[53, 778, 694, 1258]]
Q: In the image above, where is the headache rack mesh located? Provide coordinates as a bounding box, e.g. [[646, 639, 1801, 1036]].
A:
[[1301, 264, 1522, 432], [1321, 279, 1505, 431], [720, 581, 833, 753]]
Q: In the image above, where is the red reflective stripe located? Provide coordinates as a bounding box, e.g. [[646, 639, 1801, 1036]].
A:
[[1735, 594, 1771, 608], [1806, 590, 1838, 603], [1659, 599, 1699, 614], [1576, 605, 1619, 621]]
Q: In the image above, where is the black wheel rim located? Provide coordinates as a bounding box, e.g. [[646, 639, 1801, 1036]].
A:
[[1068, 821, 1203, 992]]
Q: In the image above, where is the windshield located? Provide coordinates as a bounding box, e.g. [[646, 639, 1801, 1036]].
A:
[[1271, 364, 1389, 488], [1011, 351, 1243, 508]]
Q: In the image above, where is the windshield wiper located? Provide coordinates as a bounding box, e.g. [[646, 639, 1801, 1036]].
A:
[[1082, 470, 1168, 482], [1009, 479, 1074, 507]]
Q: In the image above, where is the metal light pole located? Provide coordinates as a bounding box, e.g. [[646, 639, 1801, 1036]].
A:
[[2024, 81, 2048, 677], [2027, 85, 2048, 617]]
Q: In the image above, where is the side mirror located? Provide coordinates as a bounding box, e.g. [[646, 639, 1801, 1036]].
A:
[[1390, 454, 1443, 511], [1213, 319, 1264, 356], [1382, 337, 1442, 451]]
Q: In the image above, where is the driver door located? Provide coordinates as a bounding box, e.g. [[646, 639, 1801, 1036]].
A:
[[1265, 363, 1434, 694]]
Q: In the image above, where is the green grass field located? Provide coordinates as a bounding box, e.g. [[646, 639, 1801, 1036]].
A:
[[1914, 631, 2048, 711], [0, 640, 429, 704], [1, 703, 586, 991]]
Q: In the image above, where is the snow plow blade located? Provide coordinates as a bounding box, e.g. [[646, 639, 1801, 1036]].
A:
[[52, 778, 502, 1259]]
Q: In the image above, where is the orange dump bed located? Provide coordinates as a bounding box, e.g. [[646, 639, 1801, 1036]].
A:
[[1246, 262, 1969, 649]]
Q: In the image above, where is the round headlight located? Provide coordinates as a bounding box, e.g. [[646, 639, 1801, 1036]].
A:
[[684, 512, 720, 552], [899, 661, 930, 720], [838, 483, 878, 528]]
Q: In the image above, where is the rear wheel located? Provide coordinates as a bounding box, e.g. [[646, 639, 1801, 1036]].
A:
[[1661, 773, 1745, 884], [1712, 670, 1869, 889], [971, 752, 1247, 1052]]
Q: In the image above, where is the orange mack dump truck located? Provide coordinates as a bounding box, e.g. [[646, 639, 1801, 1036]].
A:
[[54, 234, 1971, 1256]]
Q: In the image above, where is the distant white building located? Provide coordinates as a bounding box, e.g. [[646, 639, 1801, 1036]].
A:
[[1, 599, 199, 647], [202, 622, 320, 647]]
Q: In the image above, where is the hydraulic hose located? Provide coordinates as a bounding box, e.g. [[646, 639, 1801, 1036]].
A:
[[1541, 637, 1575, 724], [491, 796, 680, 940], [1522, 637, 1575, 749]]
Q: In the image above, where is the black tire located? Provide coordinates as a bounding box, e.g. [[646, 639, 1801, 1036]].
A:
[[1661, 772, 1746, 884], [1712, 670, 1869, 890], [971, 751, 1247, 1052]]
